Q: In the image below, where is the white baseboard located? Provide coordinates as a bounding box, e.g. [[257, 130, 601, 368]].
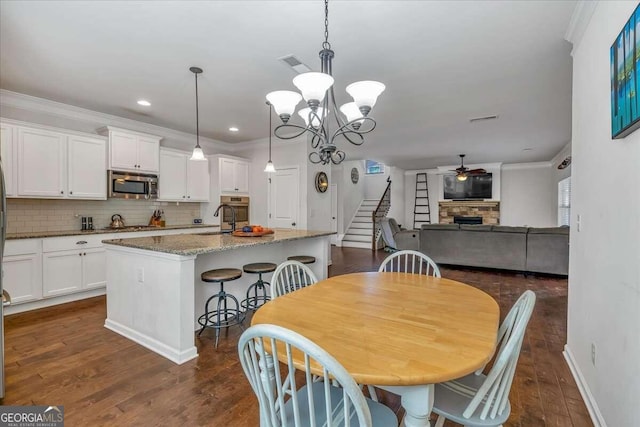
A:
[[3, 288, 106, 315], [105, 318, 198, 365], [563, 344, 607, 427]]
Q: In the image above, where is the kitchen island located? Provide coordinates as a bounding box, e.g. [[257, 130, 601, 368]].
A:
[[102, 229, 334, 364]]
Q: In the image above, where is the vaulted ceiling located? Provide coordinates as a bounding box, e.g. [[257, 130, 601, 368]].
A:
[[0, 1, 576, 169]]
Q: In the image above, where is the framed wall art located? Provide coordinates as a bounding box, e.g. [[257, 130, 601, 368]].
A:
[[611, 3, 640, 139]]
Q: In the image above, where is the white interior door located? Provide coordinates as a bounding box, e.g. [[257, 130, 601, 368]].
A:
[[330, 183, 338, 245], [268, 167, 299, 229]]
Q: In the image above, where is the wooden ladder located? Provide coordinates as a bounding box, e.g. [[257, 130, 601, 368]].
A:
[[413, 173, 431, 229]]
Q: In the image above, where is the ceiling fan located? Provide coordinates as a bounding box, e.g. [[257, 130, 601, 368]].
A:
[[449, 154, 487, 181]]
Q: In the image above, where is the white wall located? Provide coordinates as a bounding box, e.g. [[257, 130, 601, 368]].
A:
[[500, 163, 556, 227], [566, 3, 640, 427], [333, 160, 365, 234], [305, 136, 332, 232]]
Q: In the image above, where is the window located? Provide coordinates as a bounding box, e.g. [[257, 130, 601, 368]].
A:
[[365, 160, 385, 174], [558, 177, 571, 226]]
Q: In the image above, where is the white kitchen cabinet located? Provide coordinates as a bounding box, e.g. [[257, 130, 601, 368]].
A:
[[2, 240, 42, 304], [17, 127, 66, 197], [159, 148, 209, 202], [100, 126, 161, 173], [2, 120, 107, 200], [187, 158, 210, 201], [42, 236, 106, 297], [0, 122, 16, 196], [67, 135, 107, 199], [219, 157, 249, 194]]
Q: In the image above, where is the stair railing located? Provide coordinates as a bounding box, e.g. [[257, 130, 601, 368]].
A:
[[371, 177, 392, 250]]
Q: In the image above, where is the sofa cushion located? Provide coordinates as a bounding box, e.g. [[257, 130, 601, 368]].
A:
[[527, 227, 570, 235], [421, 224, 460, 230], [491, 226, 528, 233], [459, 225, 493, 231]]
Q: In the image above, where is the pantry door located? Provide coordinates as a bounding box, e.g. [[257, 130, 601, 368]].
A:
[[268, 167, 299, 229]]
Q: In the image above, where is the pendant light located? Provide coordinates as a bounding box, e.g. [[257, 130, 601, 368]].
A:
[[264, 101, 276, 173], [189, 66, 206, 161]]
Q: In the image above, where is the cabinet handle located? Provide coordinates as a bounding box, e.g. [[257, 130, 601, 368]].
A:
[[235, 188, 238, 191], [187, 195, 190, 199], [60, 190, 64, 194], [79, 253, 82, 256], [84, 252, 87, 256], [182, 195, 186, 198], [70, 191, 73, 195], [76, 241, 88, 245]]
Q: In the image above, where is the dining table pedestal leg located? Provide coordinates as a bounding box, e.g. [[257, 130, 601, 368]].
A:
[[378, 384, 434, 427]]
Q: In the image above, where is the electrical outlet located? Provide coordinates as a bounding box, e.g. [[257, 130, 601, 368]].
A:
[[193, 218, 203, 224], [576, 214, 582, 232], [136, 268, 144, 283], [591, 343, 596, 366]]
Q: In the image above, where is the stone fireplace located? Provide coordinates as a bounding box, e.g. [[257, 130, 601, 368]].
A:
[[439, 201, 500, 224]]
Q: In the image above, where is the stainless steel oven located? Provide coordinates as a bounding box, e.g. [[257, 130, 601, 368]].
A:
[[220, 195, 249, 231], [108, 170, 158, 200]]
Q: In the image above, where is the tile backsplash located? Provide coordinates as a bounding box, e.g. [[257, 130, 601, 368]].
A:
[[6, 199, 202, 233]]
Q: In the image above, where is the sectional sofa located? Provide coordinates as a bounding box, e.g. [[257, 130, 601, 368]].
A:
[[418, 224, 569, 275]]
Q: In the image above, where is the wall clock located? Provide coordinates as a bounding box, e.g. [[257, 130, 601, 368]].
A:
[[351, 168, 359, 184], [315, 171, 329, 193]]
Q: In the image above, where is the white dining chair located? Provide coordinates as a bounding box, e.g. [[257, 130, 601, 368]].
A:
[[271, 260, 318, 298], [238, 324, 398, 427], [432, 290, 537, 427], [378, 249, 441, 277]]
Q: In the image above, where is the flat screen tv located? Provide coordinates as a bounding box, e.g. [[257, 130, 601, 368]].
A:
[[443, 173, 492, 200]]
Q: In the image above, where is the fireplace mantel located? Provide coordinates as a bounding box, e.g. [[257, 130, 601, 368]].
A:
[[438, 201, 500, 224]]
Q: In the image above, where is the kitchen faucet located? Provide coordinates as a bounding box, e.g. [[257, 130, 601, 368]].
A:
[[213, 204, 236, 232]]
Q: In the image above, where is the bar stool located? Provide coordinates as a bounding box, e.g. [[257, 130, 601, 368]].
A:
[[197, 268, 244, 348], [241, 262, 276, 312], [287, 255, 316, 265]]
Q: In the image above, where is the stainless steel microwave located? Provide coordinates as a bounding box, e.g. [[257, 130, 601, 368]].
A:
[[108, 170, 158, 200]]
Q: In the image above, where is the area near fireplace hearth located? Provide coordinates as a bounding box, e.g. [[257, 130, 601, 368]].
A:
[[438, 201, 500, 224]]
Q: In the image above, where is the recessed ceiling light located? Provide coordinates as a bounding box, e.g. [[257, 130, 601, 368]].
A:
[[229, 127, 239, 132], [137, 100, 151, 106]]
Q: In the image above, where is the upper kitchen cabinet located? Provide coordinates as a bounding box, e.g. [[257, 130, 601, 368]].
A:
[[67, 135, 107, 199], [99, 126, 161, 173], [159, 148, 209, 202], [2, 119, 107, 200], [219, 157, 249, 194], [17, 127, 66, 198], [0, 122, 16, 196]]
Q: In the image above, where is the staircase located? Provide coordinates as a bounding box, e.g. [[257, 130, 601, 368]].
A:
[[341, 199, 378, 249]]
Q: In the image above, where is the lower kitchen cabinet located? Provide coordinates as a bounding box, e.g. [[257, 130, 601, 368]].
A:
[[42, 236, 107, 297], [2, 252, 43, 304], [43, 248, 106, 297]]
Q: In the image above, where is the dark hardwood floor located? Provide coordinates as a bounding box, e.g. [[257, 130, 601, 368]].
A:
[[1, 247, 592, 426]]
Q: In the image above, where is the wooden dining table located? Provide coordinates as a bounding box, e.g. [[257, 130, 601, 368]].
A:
[[251, 271, 500, 427]]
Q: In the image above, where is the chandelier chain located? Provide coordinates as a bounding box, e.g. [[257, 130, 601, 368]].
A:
[[323, 0, 331, 50]]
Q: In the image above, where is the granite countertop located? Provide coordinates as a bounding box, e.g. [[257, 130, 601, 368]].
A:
[[102, 229, 335, 256], [6, 224, 220, 240]]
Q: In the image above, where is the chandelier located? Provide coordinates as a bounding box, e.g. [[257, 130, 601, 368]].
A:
[[265, 0, 385, 165]]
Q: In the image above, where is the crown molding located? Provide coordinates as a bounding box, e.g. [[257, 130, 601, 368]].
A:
[[501, 161, 552, 171], [0, 89, 234, 152], [565, 1, 598, 55]]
